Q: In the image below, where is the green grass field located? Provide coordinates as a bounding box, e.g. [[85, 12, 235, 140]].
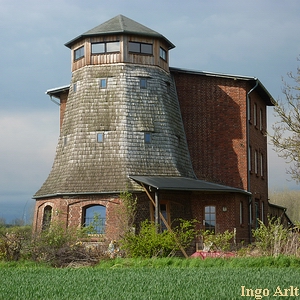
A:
[[1, 257, 300, 300]]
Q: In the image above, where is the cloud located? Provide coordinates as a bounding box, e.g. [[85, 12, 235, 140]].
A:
[[0, 110, 59, 193]]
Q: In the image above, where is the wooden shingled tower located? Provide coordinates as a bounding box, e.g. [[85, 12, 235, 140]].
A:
[[33, 15, 195, 240]]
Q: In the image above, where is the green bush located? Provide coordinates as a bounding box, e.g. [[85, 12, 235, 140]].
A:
[[201, 229, 234, 251], [121, 219, 197, 258], [31, 221, 107, 267], [0, 225, 32, 261], [252, 216, 289, 256]]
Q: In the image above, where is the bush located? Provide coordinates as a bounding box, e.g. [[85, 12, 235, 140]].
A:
[[121, 219, 197, 258], [201, 230, 234, 252], [0, 225, 32, 261], [31, 221, 107, 267], [252, 216, 299, 256]]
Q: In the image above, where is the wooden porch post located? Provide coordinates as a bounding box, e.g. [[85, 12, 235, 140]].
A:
[[141, 183, 189, 258]]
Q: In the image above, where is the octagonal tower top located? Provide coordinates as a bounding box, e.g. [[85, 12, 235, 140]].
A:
[[65, 15, 175, 72]]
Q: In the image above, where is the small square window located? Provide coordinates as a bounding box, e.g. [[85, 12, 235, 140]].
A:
[[140, 78, 147, 89], [144, 132, 151, 143], [100, 79, 107, 89], [97, 133, 104, 143]]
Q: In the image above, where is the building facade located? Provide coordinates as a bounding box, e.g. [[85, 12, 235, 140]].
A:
[[33, 15, 277, 248]]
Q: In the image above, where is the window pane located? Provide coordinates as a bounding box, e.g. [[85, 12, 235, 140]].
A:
[[204, 206, 216, 232], [129, 42, 140, 52], [100, 79, 107, 89], [160, 47, 166, 60], [141, 43, 152, 54], [74, 46, 84, 60], [140, 78, 147, 89], [92, 43, 105, 54], [84, 205, 106, 234], [106, 41, 120, 53], [42, 206, 52, 231], [97, 133, 103, 142], [144, 132, 151, 143]]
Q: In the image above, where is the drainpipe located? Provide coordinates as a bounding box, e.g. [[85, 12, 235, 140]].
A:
[[246, 79, 258, 243]]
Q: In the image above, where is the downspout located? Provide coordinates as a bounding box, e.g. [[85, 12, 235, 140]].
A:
[[246, 79, 258, 243]]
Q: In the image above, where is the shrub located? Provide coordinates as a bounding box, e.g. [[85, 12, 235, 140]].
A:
[[201, 230, 234, 251], [31, 221, 107, 267], [116, 191, 137, 239], [121, 219, 197, 258], [252, 216, 289, 256], [0, 225, 32, 261]]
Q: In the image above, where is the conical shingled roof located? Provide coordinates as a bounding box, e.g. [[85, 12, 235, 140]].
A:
[[65, 14, 175, 49]]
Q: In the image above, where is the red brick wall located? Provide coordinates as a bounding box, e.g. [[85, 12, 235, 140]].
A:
[[247, 89, 269, 225], [173, 71, 269, 232], [33, 194, 125, 243], [173, 72, 248, 190], [191, 193, 250, 243]]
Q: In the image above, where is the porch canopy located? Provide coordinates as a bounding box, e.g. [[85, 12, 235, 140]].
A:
[[129, 175, 251, 195]]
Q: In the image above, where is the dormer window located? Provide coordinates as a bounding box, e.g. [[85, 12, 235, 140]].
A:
[[74, 46, 84, 61], [129, 42, 153, 55], [91, 41, 120, 54]]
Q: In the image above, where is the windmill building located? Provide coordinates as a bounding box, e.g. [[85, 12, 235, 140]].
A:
[[33, 15, 287, 247]]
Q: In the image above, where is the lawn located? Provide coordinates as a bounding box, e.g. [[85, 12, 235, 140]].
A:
[[1, 257, 300, 299]]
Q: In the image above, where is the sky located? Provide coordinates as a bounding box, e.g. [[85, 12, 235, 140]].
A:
[[1, 0, 300, 224]]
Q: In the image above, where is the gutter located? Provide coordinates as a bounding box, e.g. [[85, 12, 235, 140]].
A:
[[246, 79, 259, 243]]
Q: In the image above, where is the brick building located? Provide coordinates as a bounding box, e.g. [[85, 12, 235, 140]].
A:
[[33, 15, 283, 247]]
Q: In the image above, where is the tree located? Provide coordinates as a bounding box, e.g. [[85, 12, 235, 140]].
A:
[[270, 57, 300, 183]]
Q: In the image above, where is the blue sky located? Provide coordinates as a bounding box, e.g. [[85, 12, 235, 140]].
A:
[[1, 0, 300, 223]]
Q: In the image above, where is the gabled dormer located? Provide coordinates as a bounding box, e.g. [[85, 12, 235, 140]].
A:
[[65, 15, 175, 72]]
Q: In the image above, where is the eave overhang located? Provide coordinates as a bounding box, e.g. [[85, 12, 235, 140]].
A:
[[130, 175, 251, 195]]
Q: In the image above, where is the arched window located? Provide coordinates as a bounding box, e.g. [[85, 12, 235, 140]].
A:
[[42, 205, 52, 231], [204, 206, 216, 233], [83, 205, 106, 234]]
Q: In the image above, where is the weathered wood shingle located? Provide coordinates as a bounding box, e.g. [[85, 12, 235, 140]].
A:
[[34, 63, 195, 197]]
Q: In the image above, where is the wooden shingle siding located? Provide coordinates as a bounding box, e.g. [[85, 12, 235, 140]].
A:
[[34, 63, 194, 198]]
